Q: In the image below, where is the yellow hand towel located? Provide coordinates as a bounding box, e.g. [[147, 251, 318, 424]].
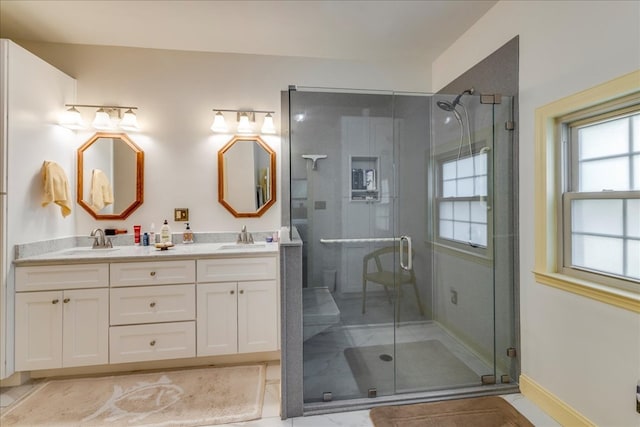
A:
[[90, 169, 114, 211], [41, 161, 72, 218]]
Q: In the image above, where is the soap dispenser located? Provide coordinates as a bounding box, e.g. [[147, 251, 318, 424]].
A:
[[183, 223, 194, 244], [160, 219, 171, 243]]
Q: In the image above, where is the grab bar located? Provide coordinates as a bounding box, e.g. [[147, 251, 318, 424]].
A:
[[320, 237, 400, 244]]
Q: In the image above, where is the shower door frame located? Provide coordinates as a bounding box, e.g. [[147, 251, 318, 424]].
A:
[[280, 88, 520, 418]]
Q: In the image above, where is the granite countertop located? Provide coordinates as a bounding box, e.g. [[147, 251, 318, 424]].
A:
[[14, 241, 280, 266]]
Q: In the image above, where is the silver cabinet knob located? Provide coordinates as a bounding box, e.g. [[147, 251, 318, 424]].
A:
[[63, 298, 70, 303], [230, 290, 235, 295], [150, 340, 156, 346], [150, 271, 156, 277], [52, 299, 59, 304], [150, 302, 156, 308], [239, 290, 244, 294]]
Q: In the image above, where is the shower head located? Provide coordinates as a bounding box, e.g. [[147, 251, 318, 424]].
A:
[[436, 87, 475, 112], [436, 100, 456, 111]]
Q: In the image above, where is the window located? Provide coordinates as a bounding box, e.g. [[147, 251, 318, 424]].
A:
[[534, 70, 640, 312], [437, 150, 489, 252], [560, 107, 640, 289]]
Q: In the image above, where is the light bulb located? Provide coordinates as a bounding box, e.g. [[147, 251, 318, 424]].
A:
[[59, 106, 85, 129], [237, 112, 253, 134], [210, 111, 228, 133], [92, 108, 114, 130], [119, 108, 140, 131], [261, 113, 276, 134]]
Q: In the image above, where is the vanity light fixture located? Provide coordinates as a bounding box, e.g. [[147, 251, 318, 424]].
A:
[[261, 113, 276, 134], [60, 104, 141, 131], [59, 106, 86, 129], [92, 108, 114, 130], [236, 112, 253, 134], [211, 109, 276, 135], [210, 111, 228, 132], [119, 108, 140, 131]]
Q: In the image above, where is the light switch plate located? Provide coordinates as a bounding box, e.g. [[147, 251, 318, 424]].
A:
[[174, 208, 189, 221]]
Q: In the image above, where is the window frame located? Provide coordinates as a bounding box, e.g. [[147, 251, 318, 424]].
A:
[[557, 106, 640, 291], [534, 70, 640, 313], [434, 142, 493, 258]]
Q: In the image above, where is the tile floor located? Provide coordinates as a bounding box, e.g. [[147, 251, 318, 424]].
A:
[[1, 362, 560, 427], [220, 393, 560, 426], [1, 292, 558, 426]]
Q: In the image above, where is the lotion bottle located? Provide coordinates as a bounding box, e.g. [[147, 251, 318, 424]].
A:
[[160, 219, 171, 243], [183, 223, 194, 244], [149, 223, 156, 244]]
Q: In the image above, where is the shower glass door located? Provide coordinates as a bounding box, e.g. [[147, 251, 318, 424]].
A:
[[291, 88, 515, 405], [291, 88, 399, 402]]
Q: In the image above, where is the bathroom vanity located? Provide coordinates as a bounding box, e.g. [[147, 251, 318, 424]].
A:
[[13, 243, 279, 373]]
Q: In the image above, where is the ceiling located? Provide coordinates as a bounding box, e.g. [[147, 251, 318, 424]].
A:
[[0, 0, 496, 64]]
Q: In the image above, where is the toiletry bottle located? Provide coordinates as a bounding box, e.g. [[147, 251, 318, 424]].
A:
[[134, 225, 141, 245], [142, 232, 149, 246], [160, 219, 171, 243], [149, 223, 156, 244], [183, 223, 194, 244]]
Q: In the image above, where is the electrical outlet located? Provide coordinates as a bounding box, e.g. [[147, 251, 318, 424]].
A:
[[174, 208, 189, 221]]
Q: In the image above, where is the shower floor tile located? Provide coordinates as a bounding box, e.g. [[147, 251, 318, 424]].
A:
[[303, 321, 492, 403]]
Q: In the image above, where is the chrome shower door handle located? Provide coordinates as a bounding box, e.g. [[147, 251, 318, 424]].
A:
[[399, 235, 412, 271]]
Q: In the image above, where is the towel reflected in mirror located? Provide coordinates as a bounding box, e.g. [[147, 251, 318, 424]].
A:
[[90, 169, 114, 211]]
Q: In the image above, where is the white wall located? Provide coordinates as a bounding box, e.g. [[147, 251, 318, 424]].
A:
[[433, 1, 640, 425], [1, 39, 76, 379], [17, 41, 431, 237]]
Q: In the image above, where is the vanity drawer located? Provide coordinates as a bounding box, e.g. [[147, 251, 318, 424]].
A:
[[197, 256, 276, 283], [110, 284, 195, 325], [109, 321, 195, 364], [110, 260, 195, 287], [16, 264, 109, 292]]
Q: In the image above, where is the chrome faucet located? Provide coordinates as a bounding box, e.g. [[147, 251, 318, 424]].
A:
[[237, 225, 254, 244], [90, 228, 113, 249]]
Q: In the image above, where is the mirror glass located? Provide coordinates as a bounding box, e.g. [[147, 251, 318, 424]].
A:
[[218, 135, 276, 217], [77, 132, 144, 220]]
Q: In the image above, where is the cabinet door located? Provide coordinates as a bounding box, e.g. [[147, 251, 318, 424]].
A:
[[196, 282, 237, 356], [15, 291, 63, 371], [238, 280, 278, 353], [62, 288, 109, 367]]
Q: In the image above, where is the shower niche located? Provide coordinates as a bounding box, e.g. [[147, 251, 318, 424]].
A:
[[349, 155, 379, 201]]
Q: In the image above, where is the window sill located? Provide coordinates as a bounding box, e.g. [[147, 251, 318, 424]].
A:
[[533, 270, 640, 313]]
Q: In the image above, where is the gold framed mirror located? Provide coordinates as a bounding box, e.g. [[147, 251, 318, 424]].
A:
[[218, 135, 276, 218], [77, 132, 144, 220]]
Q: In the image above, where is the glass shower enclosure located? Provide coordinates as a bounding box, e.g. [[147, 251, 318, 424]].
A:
[[288, 87, 518, 409]]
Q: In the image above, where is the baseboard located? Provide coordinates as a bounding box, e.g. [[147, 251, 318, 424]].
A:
[[519, 374, 595, 426]]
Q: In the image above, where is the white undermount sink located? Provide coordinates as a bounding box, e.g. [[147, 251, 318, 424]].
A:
[[218, 243, 267, 251], [64, 248, 121, 255]]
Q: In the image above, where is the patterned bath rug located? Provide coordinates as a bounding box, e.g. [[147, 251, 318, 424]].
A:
[[1, 364, 266, 426], [370, 396, 534, 427]]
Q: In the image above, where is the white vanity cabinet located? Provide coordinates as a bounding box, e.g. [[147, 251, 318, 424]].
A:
[[14, 249, 280, 372], [109, 260, 196, 364], [197, 255, 279, 356], [15, 264, 109, 371]]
